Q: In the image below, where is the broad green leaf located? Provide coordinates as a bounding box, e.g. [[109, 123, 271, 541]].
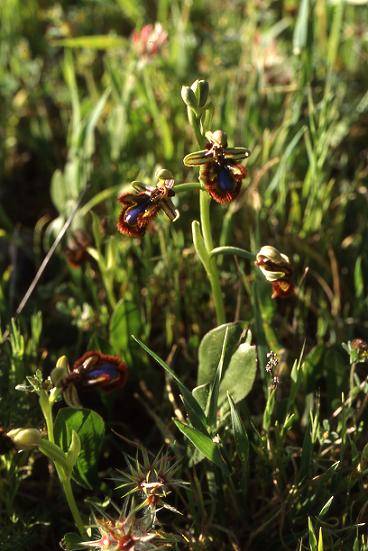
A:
[[192, 383, 209, 411], [174, 419, 225, 470], [197, 322, 246, 386], [218, 341, 257, 406], [54, 408, 105, 488], [132, 336, 209, 435]]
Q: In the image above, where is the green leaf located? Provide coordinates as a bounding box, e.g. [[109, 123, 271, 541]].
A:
[[54, 408, 105, 489], [318, 496, 334, 518], [132, 336, 209, 435], [293, 0, 310, 55], [65, 431, 81, 471], [354, 256, 364, 299], [174, 419, 225, 470], [198, 322, 246, 386], [318, 528, 324, 551], [83, 89, 110, 157], [115, 0, 144, 24], [206, 327, 229, 427], [227, 393, 249, 466], [50, 169, 67, 213], [308, 517, 318, 551], [110, 298, 142, 362], [192, 383, 209, 411], [54, 35, 126, 50], [192, 220, 211, 273], [218, 341, 257, 406]]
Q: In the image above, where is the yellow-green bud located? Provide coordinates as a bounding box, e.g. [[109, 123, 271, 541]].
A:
[[155, 168, 173, 181], [191, 79, 209, 108], [7, 428, 42, 450], [50, 355, 69, 388], [181, 85, 197, 110]]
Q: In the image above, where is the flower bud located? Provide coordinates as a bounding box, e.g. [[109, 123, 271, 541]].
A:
[[255, 246, 291, 282], [346, 339, 368, 364], [50, 355, 70, 387], [7, 428, 42, 450], [191, 79, 209, 108], [155, 168, 173, 181], [256, 246, 294, 299], [181, 85, 197, 110]]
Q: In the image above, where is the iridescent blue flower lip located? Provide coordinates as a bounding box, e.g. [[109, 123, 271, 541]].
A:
[[86, 363, 120, 381], [216, 165, 236, 192], [124, 198, 152, 225], [117, 177, 177, 237], [62, 351, 128, 395]]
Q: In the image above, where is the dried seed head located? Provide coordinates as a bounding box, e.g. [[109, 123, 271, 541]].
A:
[[266, 351, 279, 373]]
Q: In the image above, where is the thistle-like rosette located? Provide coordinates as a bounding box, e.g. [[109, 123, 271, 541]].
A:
[[83, 514, 163, 550], [81, 508, 178, 550], [117, 173, 177, 237], [255, 245, 294, 299], [114, 449, 187, 514], [183, 130, 250, 204]]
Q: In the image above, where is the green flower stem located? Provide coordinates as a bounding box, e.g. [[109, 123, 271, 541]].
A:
[[62, 477, 86, 537], [211, 246, 255, 261], [200, 191, 214, 251], [199, 192, 225, 324], [190, 114, 226, 325], [39, 390, 85, 536], [174, 182, 204, 193]]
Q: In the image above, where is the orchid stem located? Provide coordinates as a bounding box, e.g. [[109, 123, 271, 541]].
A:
[[190, 114, 226, 325], [39, 390, 85, 536]]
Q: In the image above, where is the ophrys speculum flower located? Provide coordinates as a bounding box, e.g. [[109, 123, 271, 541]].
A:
[[255, 245, 294, 299], [183, 130, 250, 204], [117, 171, 177, 237], [51, 351, 128, 408]]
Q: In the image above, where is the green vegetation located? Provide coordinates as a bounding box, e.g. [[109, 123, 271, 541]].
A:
[[1, 1, 368, 549]]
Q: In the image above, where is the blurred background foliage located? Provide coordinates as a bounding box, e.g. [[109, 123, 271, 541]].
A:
[[1, 0, 368, 549]]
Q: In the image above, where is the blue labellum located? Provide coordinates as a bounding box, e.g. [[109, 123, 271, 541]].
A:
[[87, 363, 119, 381], [217, 165, 235, 192], [124, 198, 151, 225]]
